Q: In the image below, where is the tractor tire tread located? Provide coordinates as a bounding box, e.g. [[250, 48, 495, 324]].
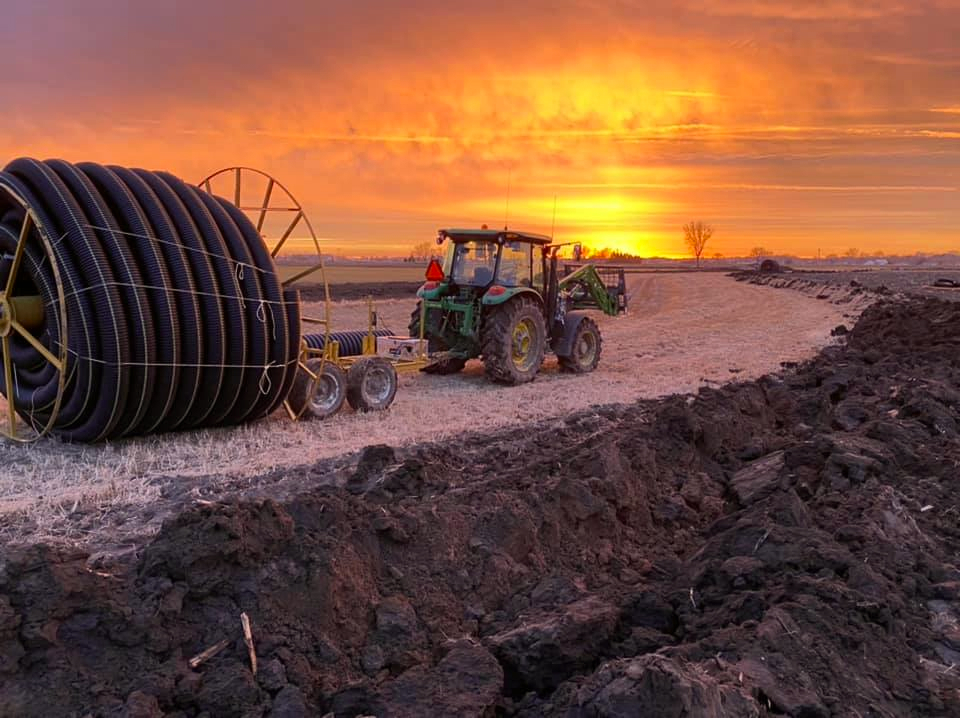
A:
[[480, 296, 546, 385], [558, 316, 602, 374]]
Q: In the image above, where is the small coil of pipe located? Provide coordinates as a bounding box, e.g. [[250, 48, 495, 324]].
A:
[[303, 329, 392, 358], [0, 158, 300, 442]]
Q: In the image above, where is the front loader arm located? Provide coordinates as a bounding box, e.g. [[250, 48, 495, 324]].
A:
[[557, 264, 625, 316]]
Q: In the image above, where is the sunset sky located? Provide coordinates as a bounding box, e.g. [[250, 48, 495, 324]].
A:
[[1, 0, 958, 257]]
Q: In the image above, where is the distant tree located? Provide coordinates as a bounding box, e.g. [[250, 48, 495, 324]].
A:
[[580, 246, 643, 262], [408, 241, 433, 262], [712, 252, 724, 260], [872, 249, 885, 257], [683, 222, 713, 268], [845, 247, 861, 258]]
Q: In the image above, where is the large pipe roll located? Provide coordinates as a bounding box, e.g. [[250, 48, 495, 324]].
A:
[[0, 158, 301, 441]]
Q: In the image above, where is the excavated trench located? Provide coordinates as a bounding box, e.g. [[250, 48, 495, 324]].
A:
[[2, 297, 960, 716]]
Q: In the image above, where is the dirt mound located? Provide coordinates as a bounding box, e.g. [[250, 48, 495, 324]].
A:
[[731, 271, 882, 306], [2, 298, 960, 716]]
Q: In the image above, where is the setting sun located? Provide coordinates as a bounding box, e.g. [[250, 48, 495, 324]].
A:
[[0, 1, 955, 258]]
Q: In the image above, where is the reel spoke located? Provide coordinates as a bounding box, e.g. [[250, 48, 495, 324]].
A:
[[271, 211, 302, 258], [257, 179, 275, 233], [197, 168, 322, 276], [5, 212, 32, 295], [299, 359, 318, 381], [281, 262, 323, 287], [2, 336, 15, 436], [11, 319, 62, 371]]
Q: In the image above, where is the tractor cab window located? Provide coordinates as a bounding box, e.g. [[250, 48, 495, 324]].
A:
[[498, 241, 532, 287], [533, 249, 545, 291], [451, 241, 497, 286]]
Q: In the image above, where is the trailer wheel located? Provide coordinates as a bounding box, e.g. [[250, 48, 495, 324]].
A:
[[289, 359, 347, 420], [558, 317, 602, 373], [347, 356, 398, 412]]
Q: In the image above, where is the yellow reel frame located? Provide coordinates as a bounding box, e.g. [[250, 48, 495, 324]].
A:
[[198, 167, 332, 420], [0, 185, 69, 442]]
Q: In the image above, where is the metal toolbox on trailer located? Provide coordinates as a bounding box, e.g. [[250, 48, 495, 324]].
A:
[[377, 335, 422, 361]]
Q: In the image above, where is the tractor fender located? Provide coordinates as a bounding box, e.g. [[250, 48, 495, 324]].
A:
[[481, 286, 542, 307], [553, 311, 592, 357], [417, 282, 447, 299]]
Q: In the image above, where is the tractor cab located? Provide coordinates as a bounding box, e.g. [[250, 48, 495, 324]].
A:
[[432, 229, 551, 293]]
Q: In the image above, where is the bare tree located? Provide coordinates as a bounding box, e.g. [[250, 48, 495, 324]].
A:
[[845, 247, 861, 258], [683, 221, 713, 268], [750, 247, 769, 259], [408, 241, 434, 262]]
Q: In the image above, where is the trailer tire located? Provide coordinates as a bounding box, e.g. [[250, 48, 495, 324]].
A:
[[347, 356, 398, 412], [289, 359, 347, 420], [558, 317, 602, 373]]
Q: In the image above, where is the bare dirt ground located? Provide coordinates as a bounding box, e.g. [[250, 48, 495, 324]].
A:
[[0, 274, 867, 545], [1, 296, 959, 717]]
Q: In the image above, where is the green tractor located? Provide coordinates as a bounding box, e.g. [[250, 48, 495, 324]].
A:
[[411, 228, 627, 384]]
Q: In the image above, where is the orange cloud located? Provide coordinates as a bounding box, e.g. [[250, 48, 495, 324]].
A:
[[0, 0, 957, 257]]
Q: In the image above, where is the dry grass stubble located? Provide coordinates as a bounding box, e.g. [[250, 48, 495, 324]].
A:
[[0, 274, 868, 539]]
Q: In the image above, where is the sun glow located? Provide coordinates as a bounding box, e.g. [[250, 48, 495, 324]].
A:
[[1, 1, 956, 258]]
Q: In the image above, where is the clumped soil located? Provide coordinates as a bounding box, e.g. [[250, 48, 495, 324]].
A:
[[3, 298, 960, 717]]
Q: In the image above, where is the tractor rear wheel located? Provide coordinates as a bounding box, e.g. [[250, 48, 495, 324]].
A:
[[558, 317, 602, 373], [481, 297, 546, 385], [288, 359, 347, 420], [347, 356, 398, 411]]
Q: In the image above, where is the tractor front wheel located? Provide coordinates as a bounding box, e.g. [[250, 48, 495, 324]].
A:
[[558, 317, 602, 374], [481, 297, 546, 385]]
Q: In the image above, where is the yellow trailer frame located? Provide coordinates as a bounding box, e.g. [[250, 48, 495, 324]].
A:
[[289, 298, 430, 419]]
